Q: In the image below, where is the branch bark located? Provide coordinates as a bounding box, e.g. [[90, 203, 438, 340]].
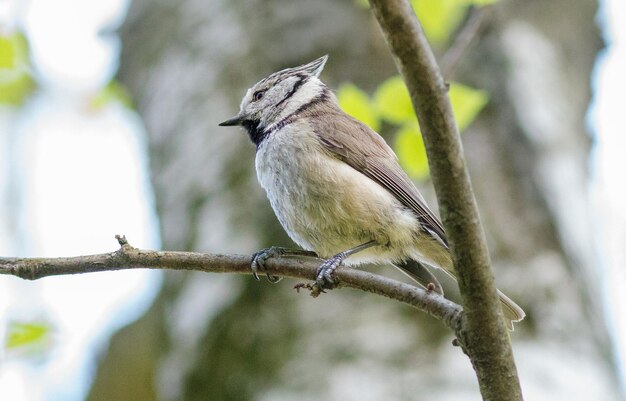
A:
[[0, 235, 463, 332], [368, 1, 523, 400]]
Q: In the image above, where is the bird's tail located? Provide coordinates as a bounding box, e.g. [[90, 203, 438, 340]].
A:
[[497, 289, 526, 330], [397, 256, 525, 330], [394, 259, 444, 295]]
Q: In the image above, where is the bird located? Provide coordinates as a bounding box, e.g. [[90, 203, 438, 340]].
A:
[[219, 55, 525, 328]]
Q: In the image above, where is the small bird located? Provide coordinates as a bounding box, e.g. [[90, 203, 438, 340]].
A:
[[219, 56, 525, 328]]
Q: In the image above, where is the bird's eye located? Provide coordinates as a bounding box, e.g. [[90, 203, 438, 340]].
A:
[[253, 90, 265, 102]]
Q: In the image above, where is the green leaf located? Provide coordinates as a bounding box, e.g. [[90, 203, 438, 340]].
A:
[[0, 36, 17, 69], [392, 83, 487, 180], [373, 76, 415, 125], [449, 82, 489, 131], [411, 0, 498, 46], [411, 0, 467, 46], [5, 322, 52, 350], [337, 83, 380, 131], [0, 32, 36, 106], [90, 80, 134, 110], [0, 74, 35, 106], [460, 0, 499, 5], [394, 123, 430, 180]]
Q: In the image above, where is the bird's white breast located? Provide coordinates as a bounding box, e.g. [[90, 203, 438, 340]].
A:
[[255, 122, 424, 264]]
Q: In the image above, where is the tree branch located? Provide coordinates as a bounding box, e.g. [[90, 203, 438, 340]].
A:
[[440, 6, 494, 79], [0, 235, 463, 332], [368, 1, 523, 400]]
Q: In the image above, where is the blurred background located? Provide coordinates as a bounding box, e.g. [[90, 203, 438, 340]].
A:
[[0, 0, 624, 400]]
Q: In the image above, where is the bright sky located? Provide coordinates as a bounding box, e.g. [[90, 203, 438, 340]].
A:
[[591, 0, 626, 394], [0, 0, 161, 400], [0, 0, 624, 400]]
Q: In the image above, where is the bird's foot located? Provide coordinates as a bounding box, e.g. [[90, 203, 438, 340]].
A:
[[251, 246, 287, 283], [314, 252, 346, 290]]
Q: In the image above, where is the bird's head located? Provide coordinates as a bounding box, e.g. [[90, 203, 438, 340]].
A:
[[219, 55, 329, 145]]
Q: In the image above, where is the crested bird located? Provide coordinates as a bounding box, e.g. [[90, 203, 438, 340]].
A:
[[219, 56, 525, 328]]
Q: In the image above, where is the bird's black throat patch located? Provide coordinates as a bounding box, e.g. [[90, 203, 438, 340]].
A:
[[243, 120, 268, 148]]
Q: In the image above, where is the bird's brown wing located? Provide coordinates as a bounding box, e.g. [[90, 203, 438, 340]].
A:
[[313, 112, 448, 247], [313, 113, 528, 326]]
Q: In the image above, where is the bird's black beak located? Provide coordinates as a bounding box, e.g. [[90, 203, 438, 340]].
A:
[[219, 114, 245, 127]]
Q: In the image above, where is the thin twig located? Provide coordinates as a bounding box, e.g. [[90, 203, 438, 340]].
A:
[[440, 6, 495, 79], [0, 235, 464, 332]]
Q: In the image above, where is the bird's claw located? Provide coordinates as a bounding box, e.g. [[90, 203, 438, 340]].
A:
[[315, 253, 345, 289], [251, 247, 284, 283]]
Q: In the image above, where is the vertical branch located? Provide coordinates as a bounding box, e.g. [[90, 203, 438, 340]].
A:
[[368, 1, 523, 400]]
